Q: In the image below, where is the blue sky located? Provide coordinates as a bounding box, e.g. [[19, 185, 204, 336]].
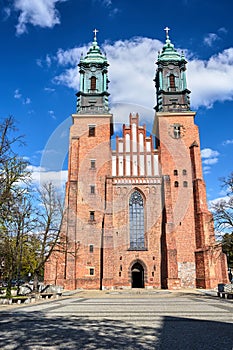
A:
[[0, 0, 233, 202]]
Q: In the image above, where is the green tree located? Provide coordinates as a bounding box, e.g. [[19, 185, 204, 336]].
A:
[[0, 116, 31, 296]]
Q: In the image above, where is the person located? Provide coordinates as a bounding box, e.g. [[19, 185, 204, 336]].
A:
[[228, 268, 232, 283]]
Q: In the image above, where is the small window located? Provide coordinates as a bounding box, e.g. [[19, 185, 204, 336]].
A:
[[89, 125, 95, 137], [120, 265, 122, 271], [174, 169, 178, 176], [174, 181, 179, 188], [183, 169, 187, 176], [90, 160, 96, 169], [90, 268, 94, 276], [183, 181, 188, 188], [89, 245, 94, 253], [174, 125, 180, 139], [90, 76, 96, 91], [169, 74, 176, 89], [152, 271, 154, 277], [119, 272, 121, 277], [90, 211, 95, 221], [90, 185, 95, 194]]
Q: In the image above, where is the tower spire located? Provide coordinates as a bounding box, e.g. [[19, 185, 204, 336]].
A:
[[154, 29, 190, 112], [76, 31, 110, 114]]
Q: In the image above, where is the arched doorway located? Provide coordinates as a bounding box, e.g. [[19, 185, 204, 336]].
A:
[[131, 262, 144, 288]]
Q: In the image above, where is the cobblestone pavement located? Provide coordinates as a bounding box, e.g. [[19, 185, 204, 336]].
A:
[[0, 290, 232, 349]]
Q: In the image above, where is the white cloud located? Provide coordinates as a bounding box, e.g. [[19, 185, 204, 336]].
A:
[[201, 148, 220, 170], [203, 33, 219, 47], [44, 87, 55, 92], [201, 148, 219, 169], [48, 110, 56, 119], [188, 48, 233, 108], [23, 97, 31, 104], [222, 139, 233, 146], [14, 88, 31, 105], [201, 148, 219, 159], [13, 0, 68, 35], [202, 157, 218, 165], [203, 166, 211, 174], [93, 0, 119, 15], [28, 164, 67, 189], [3, 7, 11, 20], [14, 89, 22, 99]]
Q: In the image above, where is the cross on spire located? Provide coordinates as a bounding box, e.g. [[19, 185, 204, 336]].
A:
[[164, 26, 170, 38], [93, 29, 99, 41]]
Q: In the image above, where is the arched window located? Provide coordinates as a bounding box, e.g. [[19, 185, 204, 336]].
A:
[[90, 76, 96, 91], [129, 190, 145, 250], [174, 181, 179, 188], [169, 74, 176, 90]]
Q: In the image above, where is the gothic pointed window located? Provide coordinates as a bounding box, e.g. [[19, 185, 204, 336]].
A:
[[90, 76, 96, 91], [129, 190, 145, 250]]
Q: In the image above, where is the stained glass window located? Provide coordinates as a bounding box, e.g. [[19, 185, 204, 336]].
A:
[[129, 190, 145, 250]]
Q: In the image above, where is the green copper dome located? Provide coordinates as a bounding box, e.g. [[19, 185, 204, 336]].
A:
[[158, 30, 183, 62], [77, 30, 110, 114], [80, 34, 107, 65]]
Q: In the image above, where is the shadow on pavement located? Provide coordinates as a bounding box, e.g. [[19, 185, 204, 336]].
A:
[[0, 312, 232, 349]]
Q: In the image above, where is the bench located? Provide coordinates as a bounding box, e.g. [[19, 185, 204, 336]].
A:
[[40, 293, 54, 299], [11, 297, 30, 304], [217, 283, 233, 299]]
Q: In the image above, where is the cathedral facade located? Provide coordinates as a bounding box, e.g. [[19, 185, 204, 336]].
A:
[[44, 31, 228, 290]]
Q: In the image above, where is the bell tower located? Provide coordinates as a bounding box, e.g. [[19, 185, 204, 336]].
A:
[[154, 28, 228, 289], [155, 27, 190, 113], [77, 29, 110, 114], [58, 30, 113, 290]]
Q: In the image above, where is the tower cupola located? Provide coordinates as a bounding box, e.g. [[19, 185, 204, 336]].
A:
[[77, 30, 110, 114], [155, 27, 190, 112]]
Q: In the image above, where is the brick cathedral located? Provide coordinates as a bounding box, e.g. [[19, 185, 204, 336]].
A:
[[44, 30, 228, 290]]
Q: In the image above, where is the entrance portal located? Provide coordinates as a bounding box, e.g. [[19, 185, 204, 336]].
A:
[[131, 262, 144, 288]]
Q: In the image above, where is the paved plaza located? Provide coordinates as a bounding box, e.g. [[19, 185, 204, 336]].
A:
[[0, 290, 232, 349]]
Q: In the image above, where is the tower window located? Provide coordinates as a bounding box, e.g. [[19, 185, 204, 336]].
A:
[[90, 268, 94, 276], [90, 211, 95, 221], [129, 190, 145, 250], [90, 185, 95, 194], [169, 74, 176, 90], [89, 245, 94, 253], [90, 76, 96, 91], [174, 181, 179, 188], [183, 181, 188, 188], [174, 169, 178, 176], [90, 159, 96, 169], [173, 125, 181, 139], [183, 169, 187, 175], [89, 125, 96, 137]]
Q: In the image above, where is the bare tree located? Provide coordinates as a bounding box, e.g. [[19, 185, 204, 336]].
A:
[[211, 172, 233, 268], [30, 182, 63, 292]]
